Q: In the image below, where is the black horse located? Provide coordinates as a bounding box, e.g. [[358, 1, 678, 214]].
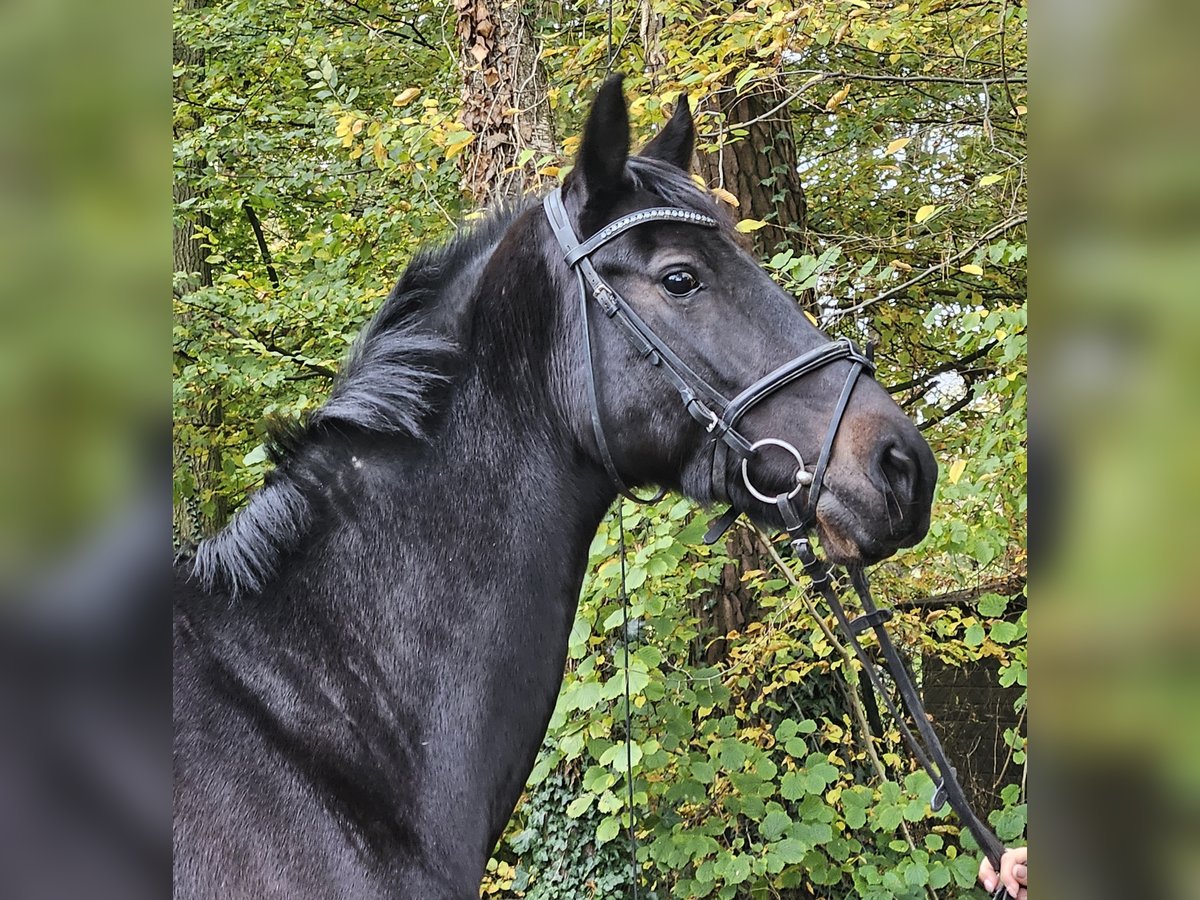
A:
[[174, 77, 937, 899]]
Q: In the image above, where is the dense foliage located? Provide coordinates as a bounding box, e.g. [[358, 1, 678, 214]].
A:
[[174, 0, 1026, 896]]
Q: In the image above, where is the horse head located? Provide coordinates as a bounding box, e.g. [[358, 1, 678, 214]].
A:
[[549, 76, 937, 565]]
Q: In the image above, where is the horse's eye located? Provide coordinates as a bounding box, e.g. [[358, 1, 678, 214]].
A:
[[662, 270, 701, 297]]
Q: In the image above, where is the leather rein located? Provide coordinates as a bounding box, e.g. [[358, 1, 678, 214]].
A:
[[543, 188, 1008, 895]]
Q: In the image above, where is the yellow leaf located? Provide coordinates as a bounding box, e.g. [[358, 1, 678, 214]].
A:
[[889, 259, 913, 272], [372, 140, 387, 167], [979, 173, 1003, 187], [1015, 104, 1027, 115], [690, 173, 708, 188], [444, 134, 475, 160], [914, 204, 940, 224], [392, 87, 421, 107], [948, 459, 967, 484], [960, 263, 984, 276], [885, 137, 911, 155], [735, 218, 768, 233], [825, 83, 851, 112], [803, 310, 818, 326], [710, 186, 740, 207]]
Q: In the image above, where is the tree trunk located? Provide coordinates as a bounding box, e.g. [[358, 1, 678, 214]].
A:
[[455, 0, 557, 204], [693, 79, 811, 658], [174, 0, 226, 542], [173, 0, 211, 298], [696, 78, 809, 263]]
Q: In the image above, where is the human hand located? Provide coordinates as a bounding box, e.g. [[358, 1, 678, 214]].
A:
[[979, 846, 1027, 898]]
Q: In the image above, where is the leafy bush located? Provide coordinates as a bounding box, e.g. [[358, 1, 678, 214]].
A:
[[484, 497, 1026, 899]]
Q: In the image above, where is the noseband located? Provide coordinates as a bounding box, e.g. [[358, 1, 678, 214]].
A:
[[543, 188, 874, 537]]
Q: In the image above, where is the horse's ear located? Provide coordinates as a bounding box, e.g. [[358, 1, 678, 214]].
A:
[[640, 95, 695, 172], [576, 74, 631, 202]]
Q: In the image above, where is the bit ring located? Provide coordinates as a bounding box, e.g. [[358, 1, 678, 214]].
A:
[[741, 438, 811, 504]]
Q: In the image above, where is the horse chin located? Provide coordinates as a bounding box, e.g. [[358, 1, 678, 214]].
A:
[[813, 491, 913, 566]]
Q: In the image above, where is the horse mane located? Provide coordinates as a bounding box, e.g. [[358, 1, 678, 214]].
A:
[[191, 159, 725, 597], [191, 202, 528, 597]]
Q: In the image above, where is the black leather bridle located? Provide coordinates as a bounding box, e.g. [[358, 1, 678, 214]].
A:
[[543, 188, 874, 534], [544, 187, 1011, 896]]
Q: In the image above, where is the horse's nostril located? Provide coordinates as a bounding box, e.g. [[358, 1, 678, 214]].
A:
[[876, 442, 918, 505]]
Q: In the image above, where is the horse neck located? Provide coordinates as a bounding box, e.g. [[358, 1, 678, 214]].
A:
[[240, 247, 618, 859]]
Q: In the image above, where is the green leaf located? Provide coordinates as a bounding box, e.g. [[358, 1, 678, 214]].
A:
[[242, 444, 268, 466], [780, 771, 806, 800], [759, 810, 792, 841], [977, 593, 1009, 617], [990, 620, 1020, 643], [595, 816, 620, 845], [565, 795, 593, 818]]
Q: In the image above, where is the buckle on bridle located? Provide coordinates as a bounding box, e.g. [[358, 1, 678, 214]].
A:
[[847, 606, 894, 636], [685, 397, 721, 433], [930, 771, 957, 811]]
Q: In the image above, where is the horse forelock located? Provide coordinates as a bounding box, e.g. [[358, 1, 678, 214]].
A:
[[626, 156, 729, 225]]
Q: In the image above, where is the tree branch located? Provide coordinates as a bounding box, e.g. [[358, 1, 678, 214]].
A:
[[174, 295, 336, 379], [894, 575, 1026, 609], [241, 200, 280, 288], [831, 214, 1027, 320], [885, 335, 1014, 395], [916, 374, 978, 430]]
